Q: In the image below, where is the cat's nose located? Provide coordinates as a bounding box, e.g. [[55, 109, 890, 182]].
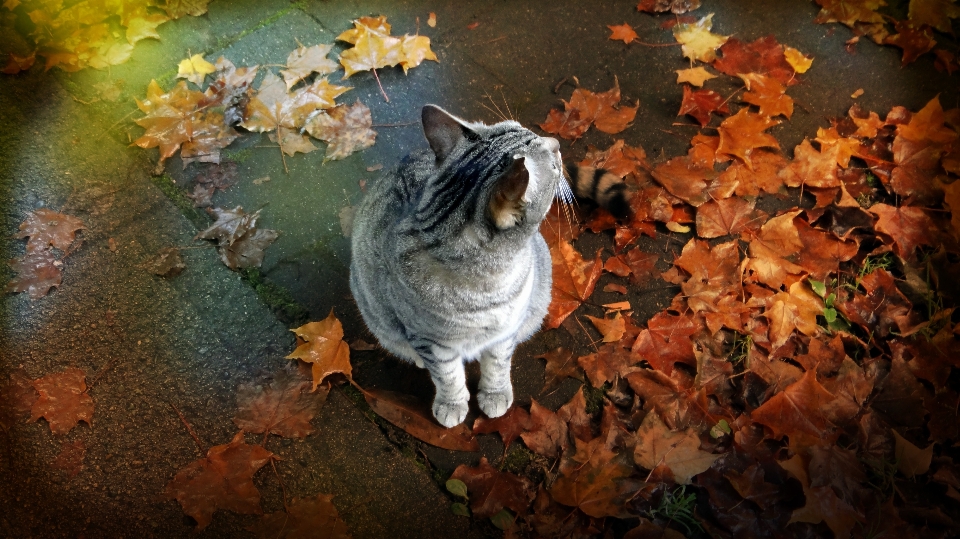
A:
[[543, 137, 559, 152]]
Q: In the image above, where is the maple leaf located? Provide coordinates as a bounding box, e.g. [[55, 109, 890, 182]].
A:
[[638, 0, 702, 13], [360, 387, 479, 451], [909, 0, 960, 32], [550, 430, 641, 518], [248, 492, 351, 539], [6, 249, 62, 299], [672, 13, 729, 63], [544, 238, 602, 329], [675, 66, 717, 86], [752, 369, 838, 446], [135, 80, 228, 163], [164, 431, 275, 531], [779, 454, 862, 538], [723, 463, 783, 510], [765, 281, 823, 349], [608, 23, 639, 44], [578, 344, 637, 388], [473, 405, 531, 450], [520, 400, 568, 458], [146, 247, 186, 278], [2, 52, 36, 74], [884, 20, 936, 66], [744, 210, 805, 288], [718, 149, 787, 197], [837, 268, 918, 338], [783, 46, 813, 73], [52, 439, 85, 478], [632, 311, 703, 375], [30, 367, 94, 435], [634, 412, 719, 484], [286, 310, 352, 389], [739, 72, 793, 119], [164, 0, 211, 19], [795, 219, 859, 279], [650, 154, 722, 207], [678, 85, 729, 127], [540, 79, 639, 140], [280, 43, 338, 90], [869, 203, 938, 258], [626, 368, 722, 431], [586, 312, 627, 343], [177, 54, 215, 87], [452, 457, 534, 518], [537, 347, 584, 392], [716, 108, 780, 169], [695, 196, 764, 238], [233, 366, 327, 439], [559, 388, 594, 442], [337, 17, 437, 78], [777, 140, 841, 190], [14, 208, 85, 252], [713, 36, 797, 85], [304, 99, 377, 160], [203, 57, 259, 126], [125, 11, 170, 45], [815, 0, 886, 28], [195, 206, 279, 270], [578, 139, 649, 178]]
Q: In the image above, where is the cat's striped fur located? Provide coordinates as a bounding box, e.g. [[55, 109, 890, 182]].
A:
[[350, 105, 569, 427], [565, 162, 632, 219]]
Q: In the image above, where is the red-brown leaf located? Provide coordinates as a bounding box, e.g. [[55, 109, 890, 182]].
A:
[[472, 405, 531, 450], [30, 367, 94, 435], [233, 366, 327, 439], [451, 457, 534, 517], [359, 387, 479, 451]]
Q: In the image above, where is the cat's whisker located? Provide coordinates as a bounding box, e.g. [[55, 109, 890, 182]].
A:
[[480, 101, 507, 122], [485, 92, 510, 122], [497, 87, 515, 121]]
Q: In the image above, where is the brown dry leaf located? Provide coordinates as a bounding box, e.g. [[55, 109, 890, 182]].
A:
[[550, 430, 641, 518], [909, 0, 960, 32], [52, 439, 86, 478], [359, 387, 480, 451], [586, 312, 626, 343], [578, 344, 638, 388], [451, 457, 534, 518], [716, 109, 780, 170], [304, 99, 377, 160], [608, 24, 639, 44], [678, 85, 729, 127], [2, 52, 36, 74], [248, 492, 351, 539], [520, 400, 569, 459], [712, 36, 796, 85], [134, 80, 226, 163], [892, 429, 933, 478], [633, 412, 719, 484], [15, 208, 85, 252], [472, 406, 531, 450], [696, 196, 764, 238], [632, 311, 702, 376], [579, 139, 649, 178], [650, 154, 721, 207], [672, 13, 729, 63], [286, 310, 352, 390], [203, 57, 259, 126], [739, 72, 794, 119], [676, 66, 717, 87], [884, 20, 937, 67], [638, 0, 702, 13], [869, 204, 938, 259], [6, 248, 63, 299], [721, 150, 787, 197], [146, 247, 186, 278], [752, 369, 838, 446], [537, 347, 584, 392], [540, 79, 639, 140], [195, 207, 280, 270], [164, 431, 275, 531], [233, 366, 327, 439], [544, 238, 603, 329], [30, 367, 94, 435], [281, 44, 338, 90]]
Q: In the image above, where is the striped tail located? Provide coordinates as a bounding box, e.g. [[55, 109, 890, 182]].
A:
[[564, 162, 632, 220]]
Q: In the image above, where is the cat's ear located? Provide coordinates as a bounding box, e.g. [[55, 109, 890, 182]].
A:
[[489, 157, 530, 229], [422, 105, 469, 162]]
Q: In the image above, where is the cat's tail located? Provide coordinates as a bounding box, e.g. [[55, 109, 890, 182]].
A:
[[564, 162, 632, 220]]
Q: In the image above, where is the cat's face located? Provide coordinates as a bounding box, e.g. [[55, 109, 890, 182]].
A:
[[421, 105, 569, 236]]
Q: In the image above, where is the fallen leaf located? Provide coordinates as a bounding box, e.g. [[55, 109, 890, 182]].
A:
[[678, 85, 729, 127], [233, 366, 327, 439], [195, 206, 279, 270], [884, 20, 936, 67], [696, 196, 763, 238], [545, 238, 603, 329], [451, 457, 534, 517], [550, 431, 640, 518], [248, 492, 351, 539], [472, 406, 531, 450], [427, 12, 437, 27], [739, 72, 794, 119], [783, 46, 813, 73], [540, 79, 638, 140], [337, 16, 437, 77], [164, 0, 211, 19], [520, 400, 568, 458], [633, 412, 719, 484], [2, 52, 36, 74], [304, 99, 377, 160], [359, 387, 480, 451], [177, 54, 215, 87], [6, 249, 62, 299], [675, 66, 717, 87], [716, 109, 780, 169], [751, 369, 838, 445], [712, 36, 796, 85], [145, 247, 186, 278], [164, 431, 275, 531], [30, 367, 94, 435], [586, 312, 626, 343], [869, 204, 938, 259], [632, 311, 702, 375], [537, 347, 584, 392], [578, 344, 637, 388], [608, 24, 639, 44], [52, 439, 85, 478], [286, 310, 352, 389], [672, 13, 729, 63], [851, 88, 864, 98], [780, 454, 861, 539], [14, 208, 85, 252], [280, 44, 338, 90]]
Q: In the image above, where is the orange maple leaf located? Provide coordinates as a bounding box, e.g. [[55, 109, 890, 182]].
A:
[[286, 310, 353, 390], [717, 109, 780, 170], [545, 238, 603, 329], [608, 23, 639, 44]]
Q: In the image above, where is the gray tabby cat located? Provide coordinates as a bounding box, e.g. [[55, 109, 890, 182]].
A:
[[350, 105, 569, 428]]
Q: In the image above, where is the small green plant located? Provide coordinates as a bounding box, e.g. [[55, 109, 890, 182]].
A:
[[865, 172, 882, 189], [584, 382, 608, 415], [862, 454, 898, 498], [728, 332, 752, 365], [490, 509, 515, 530], [709, 419, 732, 439], [445, 478, 470, 517], [645, 485, 703, 535], [499, 446, 534, 475], [810, 278, 851, 332]]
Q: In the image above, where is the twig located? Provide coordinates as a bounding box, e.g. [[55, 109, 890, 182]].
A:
[[672, 123, 718, 129], [169, 402, 205, 455], [89, 357, 120, 387], [271, 459, 290, 512], [481, 35, 507, 45], [372, 68, 390, 103]]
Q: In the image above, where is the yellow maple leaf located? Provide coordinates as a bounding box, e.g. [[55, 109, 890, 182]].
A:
[[337, 15, 392, 44], [339, 25, 403, 77], [673, 13, 729, 63], [125, 13, 169, 45], [177, 54, 215, 86], [675, 66, 717, 86], [399, 34, 438, 73], [784, 46, 813, 73]]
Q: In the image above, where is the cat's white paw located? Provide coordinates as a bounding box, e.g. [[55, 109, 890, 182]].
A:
[[433, 398, 468, 428], [478, 388, 513, 419]]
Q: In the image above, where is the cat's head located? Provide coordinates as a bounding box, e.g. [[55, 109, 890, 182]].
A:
[[420, 105, 570, 240]]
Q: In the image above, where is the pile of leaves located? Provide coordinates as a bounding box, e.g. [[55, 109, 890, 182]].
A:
[[1, 0, 212, 73], [6, 208, 84, 299], [133, 15, 436, 171]]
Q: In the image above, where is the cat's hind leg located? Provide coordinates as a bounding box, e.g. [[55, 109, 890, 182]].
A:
[[413, 340, 469, 428], [478, 339, 515, 419]]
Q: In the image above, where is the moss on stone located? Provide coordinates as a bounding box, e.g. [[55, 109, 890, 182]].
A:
[[583, 382, 608, 415], [238, 267, 310, 325], [150, 174, 208, 229]]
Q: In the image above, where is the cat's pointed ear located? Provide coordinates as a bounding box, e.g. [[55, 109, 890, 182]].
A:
[[422, 105, 469, 162], [489, 157, 530, 230]]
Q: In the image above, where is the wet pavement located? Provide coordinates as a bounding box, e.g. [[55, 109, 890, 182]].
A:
[[1, 0, 958, 537]]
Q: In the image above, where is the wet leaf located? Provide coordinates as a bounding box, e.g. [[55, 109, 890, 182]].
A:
[[739, 72, 793, 119], [678, 85, 729, 127], [712, 36, 796, 85], [14, 208, 85, 252], [540, 79, 638, 140], [472, 406, 531, 450], [337, 16, 437, 77], [884, 20, 936, 67], [145, 247, 186, 278], [608, 24, 639, 44], [52, 439, 85, 478], [30, 367, 94, 435], [783, 46, 813, 73], [451, 457, 534, 518], [675, 66, 717, 86], [6, 248, 62, 299], [360, 387, 480, 451], [286, 310, 352, 389], [164, 431, 275, 531], [716, 109, 780, 170], [177, 54, 215, 87], [233, 366, 327, 439], [248, 492, 351, 539], [281, 43, 338, 90], [304, 99, 377, 160], [195, 206, 279, 270], [672, 13, 729, 63]]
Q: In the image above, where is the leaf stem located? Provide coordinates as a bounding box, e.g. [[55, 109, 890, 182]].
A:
[[168, 401, 205, 455], [372, 68, 390, 103]]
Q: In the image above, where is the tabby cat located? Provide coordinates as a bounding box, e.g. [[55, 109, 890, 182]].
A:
[[350, 105, 570, 427]]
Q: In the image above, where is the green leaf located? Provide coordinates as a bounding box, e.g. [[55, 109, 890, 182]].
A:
[[451, 502, 470, 517], [809, 279, 826, 298], [490, 509, 515, 530], [445, 478, 468, 499], [824, 307, 837, 324], [825, 292, 836, 308], [709, 419, 732, 438]]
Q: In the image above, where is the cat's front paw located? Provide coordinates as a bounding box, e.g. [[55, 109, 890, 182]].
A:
[[433, 398, 468, 428], [478, 387, 513, 419]]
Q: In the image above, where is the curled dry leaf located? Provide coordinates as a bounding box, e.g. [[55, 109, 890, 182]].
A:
[[451, 457, 535, 518], [672, 13, 729, 63], [145, 247, 186, 278], [286, 310, 352, 390], [359, 387, 479, 451], [164, 431, 276, 531], [195, 206, 279, 270]]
